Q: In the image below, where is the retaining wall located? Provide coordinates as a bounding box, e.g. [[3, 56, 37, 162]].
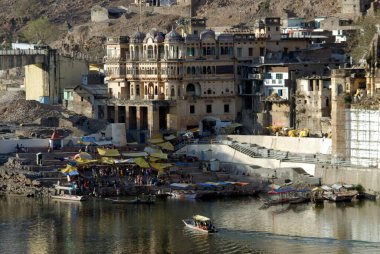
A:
[[177, 144, 316, 175], [0, 139, 49, 154], [315, 164, 380, 192], [225, 135, 332, 155]]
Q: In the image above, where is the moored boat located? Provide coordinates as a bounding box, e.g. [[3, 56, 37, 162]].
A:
[[183, 215, 217, 233], [51, 185, 89, 201], [111, 195, 156, 204]]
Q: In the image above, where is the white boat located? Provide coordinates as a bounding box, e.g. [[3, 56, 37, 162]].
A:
[[182, 215, 217, 233], [51, 185, 89, 201], [170, 190, 200, 199]]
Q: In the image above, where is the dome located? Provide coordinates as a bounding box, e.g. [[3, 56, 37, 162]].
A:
[[154, 32, 165, 43], [131, 30, 146, 43], [200, 29, 215, 40], [165, 29, 182, 43]]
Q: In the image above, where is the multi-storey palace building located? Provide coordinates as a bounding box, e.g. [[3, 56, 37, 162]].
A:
[[105, 25, 239, 141]]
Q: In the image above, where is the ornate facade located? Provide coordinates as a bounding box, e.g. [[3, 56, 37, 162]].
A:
[[105, 28, 238, 141]]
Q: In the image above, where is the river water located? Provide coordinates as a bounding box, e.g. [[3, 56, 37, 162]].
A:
[[1, 196, 380, 254]]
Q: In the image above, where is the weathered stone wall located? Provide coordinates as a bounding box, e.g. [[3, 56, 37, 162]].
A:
[[315, 164, 380, 192]]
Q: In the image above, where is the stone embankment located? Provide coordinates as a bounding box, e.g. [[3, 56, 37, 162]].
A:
[[0, 157, 54, 197]]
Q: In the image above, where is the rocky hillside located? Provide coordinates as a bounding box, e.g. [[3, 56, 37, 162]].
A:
[[0, 0, 341, 58]]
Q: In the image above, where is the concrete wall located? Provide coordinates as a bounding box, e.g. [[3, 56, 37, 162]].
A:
[[177, 144, 316, 175], [315, 164, 380, 192], [91, 5, 109, 22], [25, 64, 46, 101], [0, 139, 49, 154], [58, 56, 88, 101], [225, 135, 332, 155]]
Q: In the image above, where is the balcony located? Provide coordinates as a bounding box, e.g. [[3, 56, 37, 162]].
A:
[[248, 73, 264, 80]]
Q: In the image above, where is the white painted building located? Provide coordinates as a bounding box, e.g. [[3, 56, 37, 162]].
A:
[[263, 67, 289, 99]]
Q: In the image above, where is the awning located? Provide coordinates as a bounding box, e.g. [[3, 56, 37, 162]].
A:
[[97, 148, 120, 157], [122, 152, 148, 157], [157, 141, 174, 151], [134, 157, 150, 168], [228, 123, 243, 129], [95, 140, 113, 146]]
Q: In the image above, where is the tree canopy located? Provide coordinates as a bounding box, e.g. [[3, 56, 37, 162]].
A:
[[22, 17, 58, 44]]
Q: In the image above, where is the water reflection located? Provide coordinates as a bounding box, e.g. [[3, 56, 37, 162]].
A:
[[1, 196, 380, 253]]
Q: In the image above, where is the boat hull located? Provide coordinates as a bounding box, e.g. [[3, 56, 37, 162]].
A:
[[182, 220, 217, 233], [51, 194, 88, 201]]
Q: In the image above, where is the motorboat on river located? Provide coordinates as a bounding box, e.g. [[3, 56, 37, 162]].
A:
[[183, 215, 217, 233], [51, 185, 89, 201]]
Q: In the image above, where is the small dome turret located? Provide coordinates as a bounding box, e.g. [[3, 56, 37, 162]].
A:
[[165, 29, 182, 43], [131, 30, 146, 43]]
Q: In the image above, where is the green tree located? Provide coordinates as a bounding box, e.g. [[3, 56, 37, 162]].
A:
[[22, 17, 57, 44]]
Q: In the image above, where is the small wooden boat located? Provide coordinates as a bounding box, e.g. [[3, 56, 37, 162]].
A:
[[51, 185, 89, 201], [289, 196, 309, 204], [110, 195, 156, 204], [183, 215, 217, 233]]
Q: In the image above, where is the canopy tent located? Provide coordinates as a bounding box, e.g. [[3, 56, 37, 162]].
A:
[[164, 134, 177, 141], [193, 215, 211, 222], [150, 162, 173, 172], [122, 152, 148, 158], [79, 136, 96, 145], [73, 152, 93, 160], [156, 141, 174, 151], [95, 140, 113, 146], [100, 157, 115, 165], [148, 138, 165, 144], [144, 147, 162, 154], [97, 148, 120, 157], [61, 165, 79, 176], [74, 157, 98, 165], [133, 157, 150, 168], [150, 153, 168, 160], [114, 158, 135, 164], [187, 127, 200, 132]]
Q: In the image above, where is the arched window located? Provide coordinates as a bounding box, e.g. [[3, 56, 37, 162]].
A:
[[155, 86, 158, 95], [171, 86, 175, 96], [337, 84, 343, 95], [186, 83, 195, 93], [147, 45, 154, 59]]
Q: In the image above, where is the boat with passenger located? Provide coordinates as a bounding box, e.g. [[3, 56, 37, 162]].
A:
[[51, 185, 89, 201], [182, 215, 217, 233]]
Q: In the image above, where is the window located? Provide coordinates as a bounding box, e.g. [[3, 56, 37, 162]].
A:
[[237, 48, 242, 57], [277, 90, 283, 96], [206, 104, 212, 113], [224, 104, 230, 113], [276, 73, 283, 79], [81, 97, 83, 102], [136, 85, 140, 96], [248, 48, 253, 56], [190, 105, 195, 114]]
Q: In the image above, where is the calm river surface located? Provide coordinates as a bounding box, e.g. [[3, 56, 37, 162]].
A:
[[1, 196, 380, 254]]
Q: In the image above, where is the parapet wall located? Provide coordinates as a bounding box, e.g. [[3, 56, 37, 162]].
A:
[[225, 135, 332, 155], [0, 139, 49, 154]]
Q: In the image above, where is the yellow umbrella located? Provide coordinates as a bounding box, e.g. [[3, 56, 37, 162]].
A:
[[134, 157, 150, 168], [157, 142, 174, 151], [97, 148, 120, 157], [100, 157, 115, 165]]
